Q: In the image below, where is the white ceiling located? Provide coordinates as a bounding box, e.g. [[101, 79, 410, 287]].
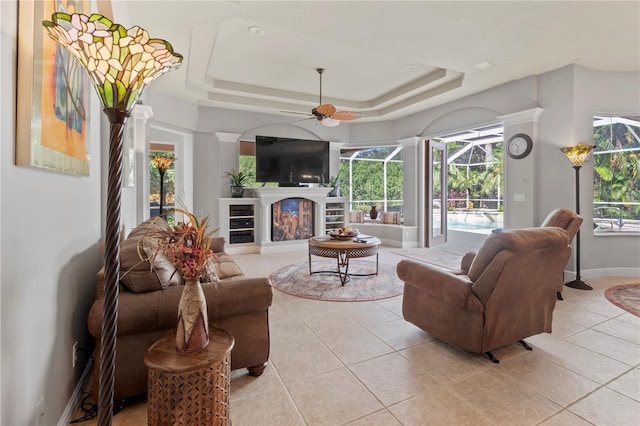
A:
[[112, 0, 640, 123]]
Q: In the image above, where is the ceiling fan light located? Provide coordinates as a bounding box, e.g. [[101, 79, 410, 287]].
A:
[[322, 117, 340, 127]]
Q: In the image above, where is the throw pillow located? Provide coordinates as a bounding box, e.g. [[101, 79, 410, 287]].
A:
[[200, 256, 220, 283], [119, 232, 182, 293]]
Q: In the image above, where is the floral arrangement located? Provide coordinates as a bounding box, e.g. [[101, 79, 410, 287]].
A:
[[146, 209, 217, 279]]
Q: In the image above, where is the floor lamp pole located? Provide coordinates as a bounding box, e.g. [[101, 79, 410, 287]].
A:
[[159, 170, 165, 215], [565, 164, 592, 290], [98, 109, 130, 426]]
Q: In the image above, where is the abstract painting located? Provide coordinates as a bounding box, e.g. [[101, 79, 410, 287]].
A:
[[16, 0, 91, 176]]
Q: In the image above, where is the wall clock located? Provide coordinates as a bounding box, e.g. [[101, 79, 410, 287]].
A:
[[506, 133, 533, 159]]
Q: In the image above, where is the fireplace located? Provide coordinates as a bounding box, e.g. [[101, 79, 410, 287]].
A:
[[272, 198, 314, 241]]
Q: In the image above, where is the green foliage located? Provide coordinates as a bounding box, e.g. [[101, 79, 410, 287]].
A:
[[446, 144, 503, 207], [226, 168, 250, 186], [593, 119, 640, 219]]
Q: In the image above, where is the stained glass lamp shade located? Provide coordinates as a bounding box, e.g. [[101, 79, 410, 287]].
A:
[[43, 13, 182, 111], [43, 13, 182, 426], [560, 144, 595, 167]]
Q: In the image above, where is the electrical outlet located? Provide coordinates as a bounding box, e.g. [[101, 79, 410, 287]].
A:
[[36, 396, 45, 426], [72, 341, 79, 368]]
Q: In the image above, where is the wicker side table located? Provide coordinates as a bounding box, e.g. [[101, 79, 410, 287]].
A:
[[144, 329, 235, 426]]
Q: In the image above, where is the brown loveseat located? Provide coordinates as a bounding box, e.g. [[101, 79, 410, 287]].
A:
[[397, 227, 571, 361], [88, 217, 273, 401]]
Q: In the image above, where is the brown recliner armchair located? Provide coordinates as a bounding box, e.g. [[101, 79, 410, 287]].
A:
[[397, 227, 571, 362], [540, 208, 583, 299]]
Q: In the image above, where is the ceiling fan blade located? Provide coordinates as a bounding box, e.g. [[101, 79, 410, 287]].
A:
[[321, 117, 340, 127], [315, 104, 337, 116], [281, 110, 313, 117], [290, 116, 315, 125], [331, 110, 363, 121]]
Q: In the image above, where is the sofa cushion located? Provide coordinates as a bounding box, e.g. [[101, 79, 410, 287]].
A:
[[119, 223, 182, 293], [209, 237, 226, 254], [206, 253, 245, 280]]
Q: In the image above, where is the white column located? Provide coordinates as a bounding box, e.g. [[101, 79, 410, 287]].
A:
[[498, 108, 544, 229], [131, 104, 153, 225], [260, 202, 271, 244], [399, 136, 420, 229], [215, 132, 242, 198]]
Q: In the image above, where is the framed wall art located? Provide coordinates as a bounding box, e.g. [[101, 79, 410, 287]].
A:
[[16, 0, 91, 176]]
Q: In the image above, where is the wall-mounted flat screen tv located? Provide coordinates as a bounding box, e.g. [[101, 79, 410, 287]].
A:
[[255, 135, 329, 185]]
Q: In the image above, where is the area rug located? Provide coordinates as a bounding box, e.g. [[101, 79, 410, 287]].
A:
[[269, 260, 403, 302], [605, 283, 640, 317]]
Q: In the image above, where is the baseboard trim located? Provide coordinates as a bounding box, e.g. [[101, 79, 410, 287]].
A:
[[582, 267, 640, 279], [58, 358, 93, 426], [564, 267, 640, 281]]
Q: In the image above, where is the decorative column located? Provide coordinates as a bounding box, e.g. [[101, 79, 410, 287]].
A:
[[498, 108, 544, 229], [130, 105, 154, 224]]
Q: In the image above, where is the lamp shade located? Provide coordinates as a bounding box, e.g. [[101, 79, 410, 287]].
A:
[[560, 144, 596, 167], [42, 13, 183, 111], [151, 155, 176, 174]]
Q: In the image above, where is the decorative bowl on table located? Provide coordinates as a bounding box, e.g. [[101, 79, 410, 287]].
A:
[[328, 228, 359, 239]]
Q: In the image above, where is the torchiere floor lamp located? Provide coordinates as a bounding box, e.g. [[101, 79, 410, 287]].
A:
[[150, 155, 176, 215], [43, 13, 182, 426], [560, 144, 596, 290]]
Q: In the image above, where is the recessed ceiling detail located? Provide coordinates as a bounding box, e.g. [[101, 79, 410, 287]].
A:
[[196, 18, 465, 119], [113, 1, 640, 123]]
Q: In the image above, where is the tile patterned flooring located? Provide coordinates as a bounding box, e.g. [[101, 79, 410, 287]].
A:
[[76, 243, 640, 426]]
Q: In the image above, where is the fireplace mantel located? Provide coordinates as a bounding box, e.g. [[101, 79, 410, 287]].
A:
[[245, 187, 333, 205], [242, 187, 334, 250]]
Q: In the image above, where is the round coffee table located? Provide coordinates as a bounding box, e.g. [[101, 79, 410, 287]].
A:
[[308, 236, 381, 285]]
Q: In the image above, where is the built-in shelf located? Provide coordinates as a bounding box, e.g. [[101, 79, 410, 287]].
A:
[[325, 198, 348, 233], [229, 204, 255, 244], [219, 199, 259, 253]]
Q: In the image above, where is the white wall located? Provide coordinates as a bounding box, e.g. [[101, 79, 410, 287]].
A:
[[1, 2, 103, 424], [573, 66, 640, 275]]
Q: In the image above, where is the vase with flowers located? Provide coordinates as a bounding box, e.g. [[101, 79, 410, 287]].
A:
[[146, 209, 217, 352]]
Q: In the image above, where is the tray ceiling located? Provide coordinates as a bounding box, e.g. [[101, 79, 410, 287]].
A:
[[112, 1, 640, 122]]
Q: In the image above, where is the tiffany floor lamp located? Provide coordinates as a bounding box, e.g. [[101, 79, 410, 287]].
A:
[[560, 144, 596, 290], [42, 13, 182, 425], [150, 155, 176, 215]]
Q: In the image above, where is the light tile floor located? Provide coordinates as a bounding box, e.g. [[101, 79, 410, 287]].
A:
[[74, 243, 640, 426]]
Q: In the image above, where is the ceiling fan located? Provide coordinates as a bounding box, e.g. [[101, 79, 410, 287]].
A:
[[286, 68, 362, 127]]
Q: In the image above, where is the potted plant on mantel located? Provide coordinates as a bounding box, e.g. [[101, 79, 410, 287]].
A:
[[226, 168, 249, 198], [327, 167, 341, 197]]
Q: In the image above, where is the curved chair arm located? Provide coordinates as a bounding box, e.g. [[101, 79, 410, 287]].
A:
[[397, 260, 479, 311], [460, 252, 476, 273]]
